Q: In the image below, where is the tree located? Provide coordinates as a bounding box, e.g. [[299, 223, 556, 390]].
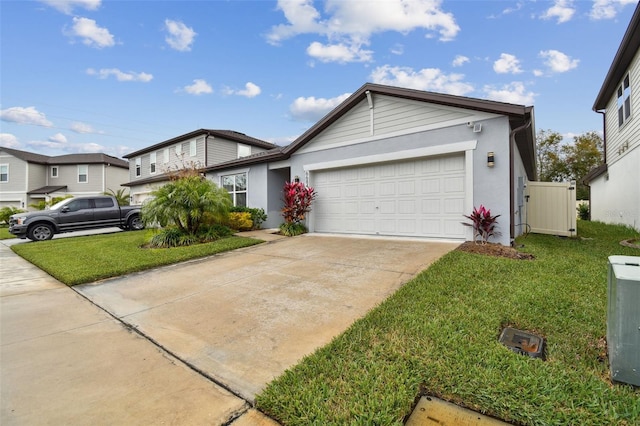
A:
[[142, 171, 232, 236], [104, 188, 130, 206], [536, 129, 566, 182], [536, 129, 603, 200]]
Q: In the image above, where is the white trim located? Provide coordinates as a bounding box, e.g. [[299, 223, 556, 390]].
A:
[[216, 168, 250, 207], [0, 163, 8, 183], [51, 165, 59, 179], [268, 160, 291, 170], [303, 140, 477, 172], [77, 164, 88, 183], [464, 148, 475, 241]]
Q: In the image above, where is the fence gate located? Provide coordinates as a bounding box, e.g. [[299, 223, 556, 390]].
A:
[[526, 181, 577, 237]]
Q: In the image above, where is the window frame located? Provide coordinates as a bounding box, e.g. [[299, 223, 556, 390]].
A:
[[617, 73, 632, 127], [77, 164, 88, 183], [51, 165, 59, 178], [150, 152, 157, 174], [163, 148, 170, 164], [135, 157, 141, 177], [221, 171, 248, 207], [190, 140, 197, 157], [0, 164, 8, 183]]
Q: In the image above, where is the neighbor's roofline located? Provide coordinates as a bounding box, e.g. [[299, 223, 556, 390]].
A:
[[593, 3, 640, 111], [123, 129, 278, 159]]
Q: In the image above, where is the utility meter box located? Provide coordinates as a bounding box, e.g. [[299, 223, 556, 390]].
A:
[[607, 256, 640, 387]]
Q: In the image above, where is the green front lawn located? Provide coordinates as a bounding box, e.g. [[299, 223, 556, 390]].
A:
[[257, 221, 640, 425], [0, 227, 13, 240], [11, 230, 263, 286]]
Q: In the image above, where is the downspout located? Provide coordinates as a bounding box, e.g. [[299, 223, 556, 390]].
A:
[[590, 110, 607, 220], [509, 119, 532, 245]]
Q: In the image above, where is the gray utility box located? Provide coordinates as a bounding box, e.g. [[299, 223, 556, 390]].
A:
[[607, 256, 640, 387]]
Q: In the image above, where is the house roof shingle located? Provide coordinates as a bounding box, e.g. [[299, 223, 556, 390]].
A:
[[0, 147, 129, 168], [27, 185, 68, 195], [123, 129, 278, 159], [593, 3, 640, 111]]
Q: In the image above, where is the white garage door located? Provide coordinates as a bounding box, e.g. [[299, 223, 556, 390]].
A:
[[312, 154, 466, 239]]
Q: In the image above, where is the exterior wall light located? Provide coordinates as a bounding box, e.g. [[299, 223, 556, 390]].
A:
[[294, 175, 300, 183], [487, 152, 495, 167]]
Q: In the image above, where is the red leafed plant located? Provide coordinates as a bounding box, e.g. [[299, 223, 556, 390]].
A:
[[462, 205, 501, 244], [281, 181, 317, 224]]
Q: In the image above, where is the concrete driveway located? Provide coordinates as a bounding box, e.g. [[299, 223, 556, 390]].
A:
[[2, 232, 458, 424]]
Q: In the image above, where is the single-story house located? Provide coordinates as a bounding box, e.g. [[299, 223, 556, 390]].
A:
[[0, 147, 129, 210], [584, 2, 640, 231], [201, 83, 536, 246]]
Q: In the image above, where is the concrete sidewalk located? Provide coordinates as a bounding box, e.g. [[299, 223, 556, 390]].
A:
[[0, 238, 277, 425], [1, 231, 459, 424]]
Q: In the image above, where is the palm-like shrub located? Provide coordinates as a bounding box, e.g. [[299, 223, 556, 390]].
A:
[[280, 181, 316, 236], [142, 172, 232, 246]]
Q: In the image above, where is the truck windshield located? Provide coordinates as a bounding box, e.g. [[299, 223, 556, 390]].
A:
[[49, 198, 74, 210]]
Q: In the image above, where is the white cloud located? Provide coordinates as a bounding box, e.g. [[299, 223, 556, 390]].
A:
[[182, 79, 213, 95], [49, 133, 68, 143], [164, 19, 196, 51], [68, 17, 115, 48], [390, 44, 404, 55], [0, 133, 20, 148], [540, 0, 575, 24], [493, 53, 523, 74], [86, 68, 153, 82], [70, 122, 99, 134], [0, 106, 53, 127], [237, 82, 262, 98], [28, 139, 106, 154], [39, 0, 101, 15], [268, 0, 460, 63], [306, 41, 373, 63], [452, 55, 469, 67], [483, 82, 536, 105], [289, 93, 352, 122], [590, 0, 637, 20], [370, 65, 474, 96], [539, 49, 579, 73]]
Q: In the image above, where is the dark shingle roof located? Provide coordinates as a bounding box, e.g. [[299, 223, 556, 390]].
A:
[[27, 185, 68, 195], [0, 147, 128, 168], [123, 129, 278, 158]]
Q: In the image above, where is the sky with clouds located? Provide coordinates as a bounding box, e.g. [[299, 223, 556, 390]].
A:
[[0, 0, 637, 158]]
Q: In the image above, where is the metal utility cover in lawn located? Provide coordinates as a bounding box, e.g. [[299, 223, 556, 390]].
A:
[[405, 396, 510, 425], [499, 327, 545, 359]]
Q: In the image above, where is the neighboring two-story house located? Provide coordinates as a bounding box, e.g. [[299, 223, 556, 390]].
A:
[[585, 3, 640, 231], [122, 129, 278, 205], [0, 147, 130, 210]]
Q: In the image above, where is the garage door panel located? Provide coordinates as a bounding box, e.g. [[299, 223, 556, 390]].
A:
[[313, 154, 465, 239]]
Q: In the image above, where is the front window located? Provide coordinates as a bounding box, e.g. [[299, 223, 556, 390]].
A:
[[150, 152, 156, 174], [222, 173, 247, 207], [237, 144, 251, 158], [51, 166, 58, 178], [135, 157, 141, 177], [190, 139, 197, 157], [0, 164, 8, 183], [78, 165, 88, 183], [618, 74, 631, 127]]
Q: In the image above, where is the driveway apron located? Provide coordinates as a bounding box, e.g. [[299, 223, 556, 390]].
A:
[[75, 234, 460, 403], [0, 241, 251, 425]]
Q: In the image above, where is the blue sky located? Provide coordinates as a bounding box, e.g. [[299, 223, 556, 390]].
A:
[[0, 0, 637, 158]]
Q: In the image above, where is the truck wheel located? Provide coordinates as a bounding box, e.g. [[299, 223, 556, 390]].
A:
[[27, 223, 54, 241], [128, 215, 145, 231]]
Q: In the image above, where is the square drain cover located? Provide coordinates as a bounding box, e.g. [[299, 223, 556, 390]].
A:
[[405, 396, 510, 425], [499, 327, 545, 359]]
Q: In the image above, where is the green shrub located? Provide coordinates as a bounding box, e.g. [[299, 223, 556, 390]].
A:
[[149, 227, 188, 248], [200, 223, 234, 241], [577, 202, 590, 220], [226, 212, 253, 231], [279, 222, 307, 237], [0, 206, 25, 224], [230, 206, 267, 229]]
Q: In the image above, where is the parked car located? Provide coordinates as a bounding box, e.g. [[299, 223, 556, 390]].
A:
[[9, 196, 144, 241]]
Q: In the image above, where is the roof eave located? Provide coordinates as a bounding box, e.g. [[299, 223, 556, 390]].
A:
[[593, 3, 640, 111]]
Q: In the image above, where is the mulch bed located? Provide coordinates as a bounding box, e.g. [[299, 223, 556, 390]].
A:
[[456, 241, 535, 260]]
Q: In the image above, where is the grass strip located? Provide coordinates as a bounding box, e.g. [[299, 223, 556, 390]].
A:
[[11, 230, 263, 286], [256, 221, 640, 425]]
